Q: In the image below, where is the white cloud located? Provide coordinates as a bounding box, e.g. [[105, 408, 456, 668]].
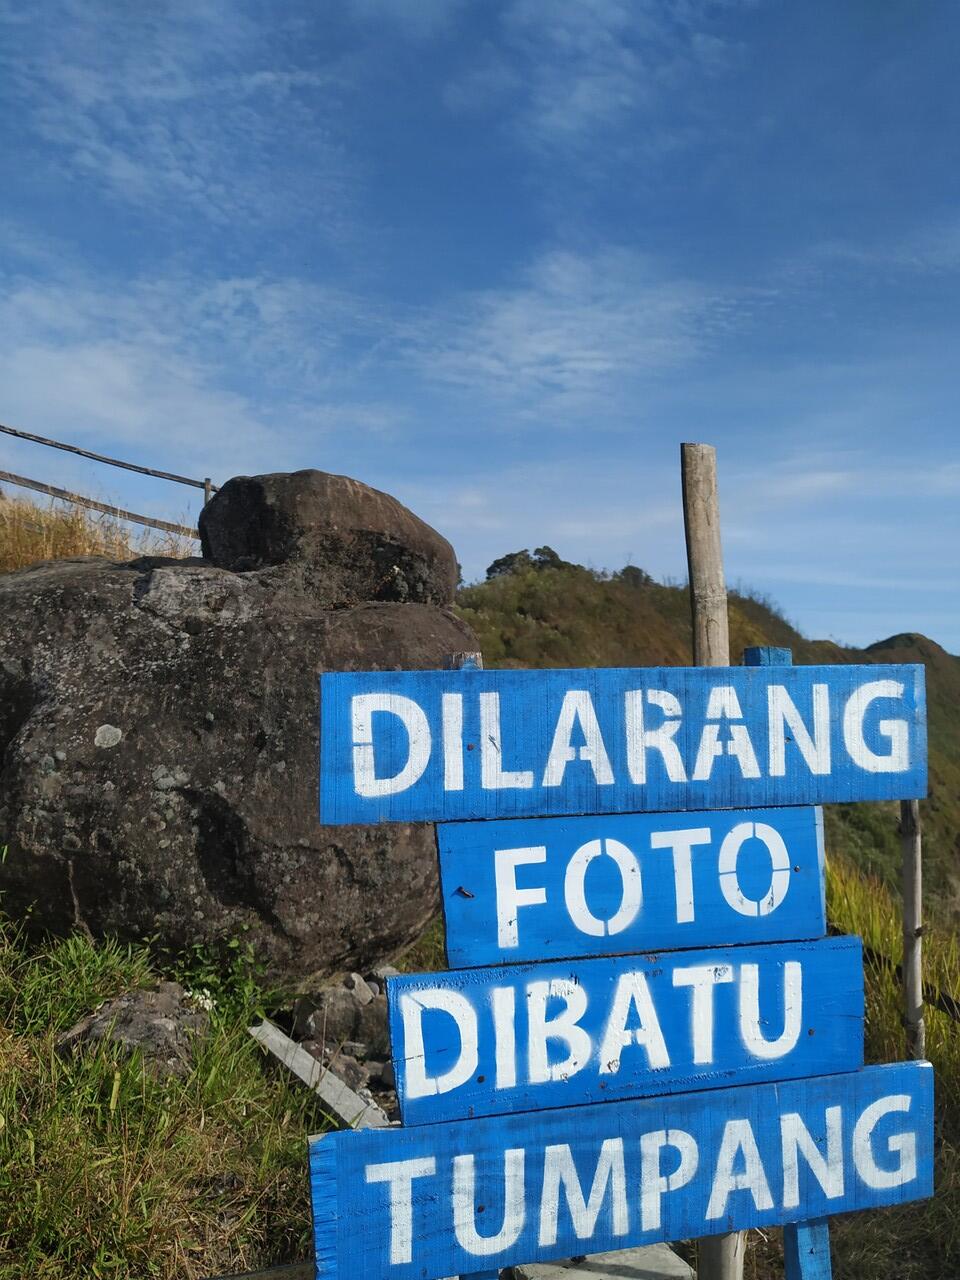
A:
[[0, 0, 353, 233], [407, 247, 733, 417], [444, 0, 742, 154], [0, 244, 408, 486]]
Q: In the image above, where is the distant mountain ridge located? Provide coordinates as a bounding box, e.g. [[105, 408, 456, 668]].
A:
[[456, 552, 960, 928]]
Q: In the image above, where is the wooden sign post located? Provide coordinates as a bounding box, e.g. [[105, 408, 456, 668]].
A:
[[682, 440, 740, 1280], [310, 642, 932, 1280]]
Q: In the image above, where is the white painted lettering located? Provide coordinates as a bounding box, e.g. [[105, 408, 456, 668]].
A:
[[640, 1128, 699, 1231], [739, 961, 802, 1059], [494, 846, 547, 949], [693, 687, 761, 781], [718, 822, 791, 917], [843, 681, 910, 774], [442, 692, 464, 791], [768, 684, 831, 777], [365, 1156, 436, 1264], [598, 971, 670, 1073], [649, 827, 711, 924], [781, 1106, 844, 1209], [527, 979, 591, 1084], [400, 989, 478, 1099], [543, 690, 614, 788], [672, 964, 733, 1064], [625, 689, 687, 784], [539, 1139, 628, 1247], [351, 693, 431, 798], [853, 1094, 917, 1189], [492, 986, 517, 1090], [564, 838, 642, 938], [480, 692, 534, 790], [453, 1148, 525, 1257], [706, 1118, 774, 1219]]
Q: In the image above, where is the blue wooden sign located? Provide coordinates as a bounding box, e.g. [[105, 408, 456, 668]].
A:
[[318, 664, 926, 824], [438, 806, 826, 968], [309, 1061, 933, 1279], [387, 936, 863, 1126]]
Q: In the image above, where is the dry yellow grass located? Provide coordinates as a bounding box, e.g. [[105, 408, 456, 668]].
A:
[[0, 491, 195, 573]]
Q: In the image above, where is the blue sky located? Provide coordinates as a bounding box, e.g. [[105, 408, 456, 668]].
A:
[[1, 1, 958, 650]]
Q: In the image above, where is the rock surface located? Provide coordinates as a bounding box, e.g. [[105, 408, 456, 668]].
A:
[[0, 470, 476, 982], [199, 470, 459, 606], [56, 982, 209, 1078]]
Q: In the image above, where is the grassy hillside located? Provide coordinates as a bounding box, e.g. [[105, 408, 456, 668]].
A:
[[457, 551, 960, 928], [1, 511, 958, 1277]]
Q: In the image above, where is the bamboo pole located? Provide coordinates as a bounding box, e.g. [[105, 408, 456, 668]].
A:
[[901, 798, 925, 1059], [0, 467, 198, 538], [0, 419, 217, 491], [680, 442, 742, 1280]]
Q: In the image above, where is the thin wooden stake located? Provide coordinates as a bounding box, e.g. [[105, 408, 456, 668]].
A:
[[901, 797, 925, 1059], [681, 444, 741, 1280]]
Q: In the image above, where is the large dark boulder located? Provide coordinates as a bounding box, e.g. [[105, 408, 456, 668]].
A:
[[0, 471, 476, 984], [199, 470, 459, 606]]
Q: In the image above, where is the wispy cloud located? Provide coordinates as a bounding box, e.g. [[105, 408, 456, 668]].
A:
[[407, 248, 738, 418], [0, 0, 352, 235], [0, 244, 408, 482], [344, 0, 471, 41], [444, 0, 743, 155]]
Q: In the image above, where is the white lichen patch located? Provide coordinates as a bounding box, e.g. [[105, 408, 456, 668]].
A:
[[94, 724, 122, 749]]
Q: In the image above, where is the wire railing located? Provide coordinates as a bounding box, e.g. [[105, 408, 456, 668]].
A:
[[0, 421, 217, 538]]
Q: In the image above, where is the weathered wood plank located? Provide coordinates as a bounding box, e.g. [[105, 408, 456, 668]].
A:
[[317, 664, 927, 825], [205, 1265, 315, 1280], [901, 798, 925, 1059], [249, 1019, 390, 1129], [308, 1062, 933, 1280], [437, 806, 826, 968], [681, 442, 730, 667], [783, 1218, 832, 1279], [387, 937, 864, 1126]]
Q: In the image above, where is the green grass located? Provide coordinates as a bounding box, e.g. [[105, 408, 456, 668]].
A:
[[760, 853, 960, 1278], [3, 854, 958, 1279], [0, 918, 329, 1280]]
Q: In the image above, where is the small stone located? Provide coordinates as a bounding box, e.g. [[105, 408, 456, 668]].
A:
[[379, 1059, 395, 1089], [325, 1052, 366, 1091], [341, 1040, 369, 1059], [94, 724, 122, 749], [299, 986, 362, 1047], [55, 983, 209, 1079], [343, 972, 374, 1006], [54, 750, 67, 762], [357, 995, 390, 1056]]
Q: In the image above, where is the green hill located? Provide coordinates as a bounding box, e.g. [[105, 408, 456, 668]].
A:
[[456, 550, 960, 928]]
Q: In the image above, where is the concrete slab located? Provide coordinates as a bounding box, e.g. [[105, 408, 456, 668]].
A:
[[509, 1244, 694, 1280]]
